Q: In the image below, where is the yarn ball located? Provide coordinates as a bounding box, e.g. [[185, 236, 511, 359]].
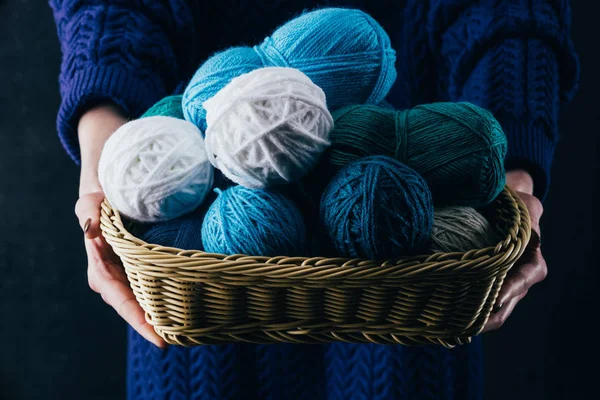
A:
[[328, 102, 507, 207], [141, 95, 185, 119], [98, 116, 214, 222], [136, 205, 208, 250], [203, 67, 333, 189], [320, 155, 434, 259], [202, 186, 306, 256], [430, 207, 500, 253], [183, 8, 396, 131]]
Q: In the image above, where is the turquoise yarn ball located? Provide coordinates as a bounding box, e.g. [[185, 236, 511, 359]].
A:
[[183, 47, 263, 131], [321, 155, 434, 259], [141, 95, 185, 119], [202, 186, 306, 256], [183, 8, 397, 131]]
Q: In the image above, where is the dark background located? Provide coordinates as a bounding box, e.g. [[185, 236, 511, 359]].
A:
[[0, 1, 597, 399]]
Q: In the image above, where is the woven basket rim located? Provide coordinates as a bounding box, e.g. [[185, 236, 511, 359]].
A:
[[100, 186, 531, 280]]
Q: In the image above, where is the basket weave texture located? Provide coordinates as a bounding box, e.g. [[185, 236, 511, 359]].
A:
[[100, 186, 530, 348]]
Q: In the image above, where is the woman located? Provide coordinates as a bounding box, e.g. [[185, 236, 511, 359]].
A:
[[50, 0, 579, 398]]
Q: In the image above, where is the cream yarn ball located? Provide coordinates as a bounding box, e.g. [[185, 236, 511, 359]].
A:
[[430, 207, 500, 253], [203, 67, 334, 189], [98, 116, 214, 222]]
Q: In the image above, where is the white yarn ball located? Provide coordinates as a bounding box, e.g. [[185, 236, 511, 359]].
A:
[[203, 67, 334, 189], [430, 207, 500, 253], [98, 116, 214, 222]]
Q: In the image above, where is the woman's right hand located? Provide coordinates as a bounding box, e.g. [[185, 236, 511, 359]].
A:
[[76, 103, 167, 348]]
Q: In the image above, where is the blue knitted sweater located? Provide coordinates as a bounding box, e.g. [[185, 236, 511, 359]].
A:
[[50, 1, 578, 399]]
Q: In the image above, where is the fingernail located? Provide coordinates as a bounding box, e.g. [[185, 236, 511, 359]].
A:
[[83, 218, 91, 233]]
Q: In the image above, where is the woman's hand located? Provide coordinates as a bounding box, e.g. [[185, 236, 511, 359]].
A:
[[76, 103, 167, 348], [482, 170, 548, 332]]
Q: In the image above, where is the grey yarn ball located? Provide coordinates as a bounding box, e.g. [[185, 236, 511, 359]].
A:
[[430, 207, 499, 253]]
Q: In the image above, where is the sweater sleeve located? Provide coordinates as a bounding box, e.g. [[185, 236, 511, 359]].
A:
[[49, 0, 195, 164], [428, 0, 579, 200]]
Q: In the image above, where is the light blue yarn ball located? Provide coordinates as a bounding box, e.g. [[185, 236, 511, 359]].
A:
[[202, 186, 306, 256], [183, 8, 397, 131], [183, 47, 263, 131]]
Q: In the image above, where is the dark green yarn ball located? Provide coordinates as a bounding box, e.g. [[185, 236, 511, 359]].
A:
[[141, 95, 185, 119], [328, 102, 507, 207]]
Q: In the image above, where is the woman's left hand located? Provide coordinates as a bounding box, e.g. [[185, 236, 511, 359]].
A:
[[482, 170, 548, 332]]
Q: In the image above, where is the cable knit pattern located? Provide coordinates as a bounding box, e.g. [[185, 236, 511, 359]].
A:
[[52, 1, 578, 399], [189, 345, 219, 399], [322, 341, 483, 400], [325, 343, 373, 399], [127, 327, 192, 399], [428, 0, 579, 198], [128, 327, 483, 399], [49, 0, 194, 163]]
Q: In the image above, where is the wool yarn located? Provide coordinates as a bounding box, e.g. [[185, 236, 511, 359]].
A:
[[203, 67, 333, 189], [136, 205, 208, 250], [430, 207, 500, 253], [141, 95, 185, 119], [328, 102, 507, 207], [98, 116, 214, 222], [183, 8, 396, 131], [202, 186, 306, 256], [320, 155, 433, 260]]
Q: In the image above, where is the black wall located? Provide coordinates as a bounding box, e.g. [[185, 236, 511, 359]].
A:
[[0, 1, 597, 399]]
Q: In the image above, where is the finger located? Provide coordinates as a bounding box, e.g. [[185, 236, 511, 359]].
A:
[[99, 277, 167, 349], [526, 229, 542, 252], [86, 238, 127, 282], [482, 290, 527, 332], [497, 250, 547, 306], [85, 240, 101, 293], [93, 236, 124, 267], [75, 192, 104, 239], [525, 196, 544, 230]]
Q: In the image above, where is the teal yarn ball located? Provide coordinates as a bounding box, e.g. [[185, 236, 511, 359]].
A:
[[202, 186, 306, 256], [183, 8, 397, 131], [328, 102, 507, 207], [320, 155, 433, 260], [141, 95, 185, 119]]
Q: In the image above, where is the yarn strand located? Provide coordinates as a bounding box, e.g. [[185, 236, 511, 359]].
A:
[[328, 102, 507, 207]]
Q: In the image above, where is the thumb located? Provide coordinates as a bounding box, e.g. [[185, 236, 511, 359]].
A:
[[75, 192, 105, 239]]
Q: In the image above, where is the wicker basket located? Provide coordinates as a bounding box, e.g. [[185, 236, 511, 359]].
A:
[[100, 186, 530, 348]]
